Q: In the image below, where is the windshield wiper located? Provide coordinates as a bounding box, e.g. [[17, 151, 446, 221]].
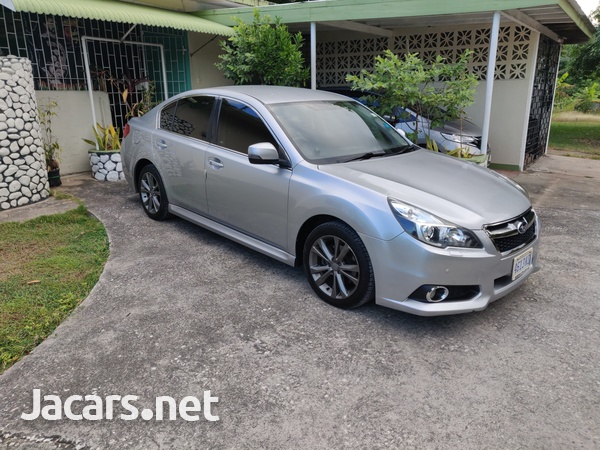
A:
[[389, 144, 421, 154], [344, 151, 387, 162], [344, 144, 419, 163]]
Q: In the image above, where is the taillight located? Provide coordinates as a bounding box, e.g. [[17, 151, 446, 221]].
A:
[[123, 123, 130, 139]]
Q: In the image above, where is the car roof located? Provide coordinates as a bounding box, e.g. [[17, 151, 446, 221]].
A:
[[171, 85, 350, 105]]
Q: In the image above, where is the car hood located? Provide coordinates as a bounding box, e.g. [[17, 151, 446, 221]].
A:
[[319, 150, 531, 229]]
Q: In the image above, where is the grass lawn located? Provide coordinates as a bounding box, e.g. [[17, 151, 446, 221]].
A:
[[549, 112, 600, 159], [0, 204, 109, 373]]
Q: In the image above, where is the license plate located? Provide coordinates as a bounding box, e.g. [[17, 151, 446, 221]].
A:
[[512, 248, 533, 280]]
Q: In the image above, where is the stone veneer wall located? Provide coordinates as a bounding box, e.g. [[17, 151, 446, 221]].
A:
[[0, 56, 49, 211], [89, 151, 125, 181]]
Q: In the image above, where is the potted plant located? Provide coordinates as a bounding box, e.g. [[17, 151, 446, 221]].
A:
[[38, 101, 63, 187], [83, 123, 123, 181]]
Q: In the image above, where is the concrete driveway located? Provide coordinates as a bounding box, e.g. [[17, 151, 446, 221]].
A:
[[1, 154, 599, 449]]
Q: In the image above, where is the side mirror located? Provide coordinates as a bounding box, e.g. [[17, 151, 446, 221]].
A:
[[395, 128, 407, 137], [383, 114, 396, 125], [248, 142, 280, 165]]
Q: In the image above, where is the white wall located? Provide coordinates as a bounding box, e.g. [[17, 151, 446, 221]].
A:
[[188, 32, 232, 88], [464, 31, 540, 170], [464, 80, 529, 168], [36, 90, 112, 175]]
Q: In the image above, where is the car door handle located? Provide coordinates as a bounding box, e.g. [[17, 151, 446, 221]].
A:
[[156, 140, 167, 149], [208, 158, 224, 169]]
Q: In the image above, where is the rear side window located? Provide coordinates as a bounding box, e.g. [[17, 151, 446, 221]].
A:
[[160, 96, 215, 142], [216, 99, 277, 154], [160, 102, 177, 131]]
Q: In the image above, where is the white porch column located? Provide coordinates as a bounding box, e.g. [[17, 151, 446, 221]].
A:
[[481, 11, 501, 155], [311, 22, 317, 90]]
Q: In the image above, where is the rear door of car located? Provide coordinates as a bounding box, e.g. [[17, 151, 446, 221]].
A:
[[204, 97, 291, 249], [151, 95, 216, 214]]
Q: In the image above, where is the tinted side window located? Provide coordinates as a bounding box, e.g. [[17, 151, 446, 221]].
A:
[[216, 99, 277, 154], [171, 96, 215, 141], [160, 102, 177, 131]]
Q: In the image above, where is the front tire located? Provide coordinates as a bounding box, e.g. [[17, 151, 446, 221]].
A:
[[138, 164, 170, 220], [303, 221, 375, 309]]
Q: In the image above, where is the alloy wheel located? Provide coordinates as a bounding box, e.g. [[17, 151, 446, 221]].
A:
[[308, 235, 360, 300]]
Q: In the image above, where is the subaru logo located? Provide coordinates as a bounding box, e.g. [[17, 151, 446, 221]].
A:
[[516, 218, 528, 234]]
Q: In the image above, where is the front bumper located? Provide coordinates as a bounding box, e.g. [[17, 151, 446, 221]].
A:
[[361, 229, 540, 316]]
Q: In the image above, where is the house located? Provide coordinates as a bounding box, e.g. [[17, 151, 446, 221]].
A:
[[0, 0, 595, 173]]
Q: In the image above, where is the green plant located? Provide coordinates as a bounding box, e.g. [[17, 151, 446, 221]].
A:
[[574, 82, 599, 113], [91, 69, 159, 118], [553, 72, 578, 112], [216, 9, 309, 86], [122, 81, 159, 118], [82, 123, 121, 152], [347, 50, 478, 153], [38, 101, 63, 170]]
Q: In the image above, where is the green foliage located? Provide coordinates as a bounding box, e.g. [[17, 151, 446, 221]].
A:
[[347, 50, 478, 134], [38, 101, 63, 170], [347, 50, 478, 161], [82, 123, 121, 152], [0, 206, 109, 372], [446, 148, 489, 165], [564, 28, 600, 83], [574, 82, 599, 113], [553, 72, 578, 112], [425, 134, 439, 152], [561, 7, 599, 89], [122, 82, 159, 119], [216, 9, 309, 86]]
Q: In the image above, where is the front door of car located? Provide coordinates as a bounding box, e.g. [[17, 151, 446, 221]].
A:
[[205, 98, 291, 249], [152, 95, 216, 214]]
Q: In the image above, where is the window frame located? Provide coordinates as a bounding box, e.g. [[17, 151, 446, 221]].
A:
[[157, 95, 218, 143], [213, 96, 291, 167]]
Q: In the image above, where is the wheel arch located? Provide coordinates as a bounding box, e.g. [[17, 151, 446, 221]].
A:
[[295, 214, 352, 267], [133, 158, 155, 192]]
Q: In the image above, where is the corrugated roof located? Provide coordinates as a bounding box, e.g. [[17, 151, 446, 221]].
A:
[[199, 0, 595, 44], [12, 0, 233, 35]]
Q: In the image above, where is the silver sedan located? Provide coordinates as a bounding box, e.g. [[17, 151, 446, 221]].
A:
[[121, 86, 540, 316]]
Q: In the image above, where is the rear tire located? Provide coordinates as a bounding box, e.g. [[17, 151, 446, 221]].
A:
[[138, 164, 170, 220], [303, 221, 374, 309]]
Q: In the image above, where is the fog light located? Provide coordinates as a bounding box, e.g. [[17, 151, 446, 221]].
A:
[[426, 286, 449, 302]]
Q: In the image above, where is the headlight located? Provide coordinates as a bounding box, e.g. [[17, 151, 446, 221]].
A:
[[440, 132, 476, 144], [388, 199, 482, 248]]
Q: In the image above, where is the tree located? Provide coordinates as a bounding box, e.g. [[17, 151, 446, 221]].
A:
[[564, 6, 600, 83], [347, 50, 478, 143], [216, 9, 309, 86]]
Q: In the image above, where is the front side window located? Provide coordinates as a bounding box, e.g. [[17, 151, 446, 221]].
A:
[[216, 99, 278, 154]]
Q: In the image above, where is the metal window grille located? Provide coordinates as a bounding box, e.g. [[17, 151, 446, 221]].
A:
[[525, 35, 560, 167], [0, 9, 190, 133]]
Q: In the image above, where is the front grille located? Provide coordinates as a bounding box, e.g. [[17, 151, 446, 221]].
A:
[[472, 137, 482, 149], [485, 209, 537, 254]]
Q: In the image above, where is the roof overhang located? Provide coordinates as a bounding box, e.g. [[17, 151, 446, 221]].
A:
[[9, 0, 234, 35], [197, 0, 596, 44], [117, 0, 272, 13]]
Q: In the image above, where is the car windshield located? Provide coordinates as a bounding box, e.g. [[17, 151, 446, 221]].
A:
[[268, 100, 412, 164]]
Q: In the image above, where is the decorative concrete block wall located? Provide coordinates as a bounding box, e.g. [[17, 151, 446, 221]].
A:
[[0, 56, 49, 211]]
